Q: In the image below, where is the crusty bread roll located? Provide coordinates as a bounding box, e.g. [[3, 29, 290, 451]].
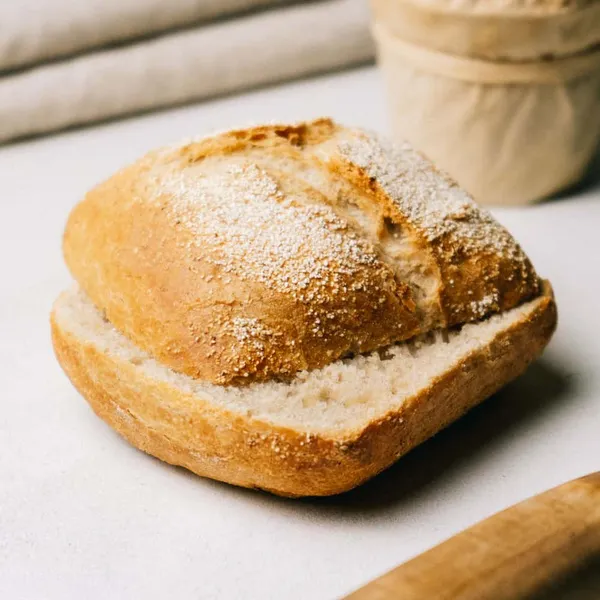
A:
[[52, 118, 556, 497]]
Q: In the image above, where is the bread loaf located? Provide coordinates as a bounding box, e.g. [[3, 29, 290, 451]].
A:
[[52, 118, 556, 496]]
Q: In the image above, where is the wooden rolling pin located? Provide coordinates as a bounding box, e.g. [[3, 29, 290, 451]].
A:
[[344, 473, 600, 600]]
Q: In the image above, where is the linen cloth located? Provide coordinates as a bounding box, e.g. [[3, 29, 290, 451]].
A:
[[0, 0, 373, 143]]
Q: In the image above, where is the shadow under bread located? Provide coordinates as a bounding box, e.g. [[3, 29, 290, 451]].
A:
[[99, 358, 574, 517], [307, 358, 575, 513]]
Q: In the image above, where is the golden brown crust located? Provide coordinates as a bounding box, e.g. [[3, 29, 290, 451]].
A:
[[333, 128, 540, 328], [51, 284, 556, 497], [63, 118, 539, 386], [63, 120, 422, 385]]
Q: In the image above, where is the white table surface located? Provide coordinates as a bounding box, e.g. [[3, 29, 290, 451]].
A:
[[1, 66, 599, 600]]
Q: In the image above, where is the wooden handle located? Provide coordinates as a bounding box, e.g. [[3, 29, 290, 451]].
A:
[[344, 473, 600, 600]]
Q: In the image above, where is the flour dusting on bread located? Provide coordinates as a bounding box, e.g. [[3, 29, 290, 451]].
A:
[[63, 118, 539, 386], [339, 131, 527, 259], [155, 162, 382, 303]]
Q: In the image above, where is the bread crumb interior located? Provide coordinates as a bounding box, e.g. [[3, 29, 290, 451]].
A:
[[54, 287, 538, 433]]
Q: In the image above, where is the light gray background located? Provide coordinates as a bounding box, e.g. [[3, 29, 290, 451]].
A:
[[1, 66, 599, 599]]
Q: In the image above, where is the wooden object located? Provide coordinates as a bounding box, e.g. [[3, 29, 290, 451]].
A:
[[344, 473, 600, 599]]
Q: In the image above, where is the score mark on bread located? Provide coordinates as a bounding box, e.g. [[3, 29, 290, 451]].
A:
[[52, 118, 556, 496]]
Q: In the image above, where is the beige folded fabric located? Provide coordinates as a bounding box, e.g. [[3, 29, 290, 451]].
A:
[[371, 0, 600, 60], [373, 22, 600, 205], [0, 0, 295, 72], [0, 0, 373, 143]]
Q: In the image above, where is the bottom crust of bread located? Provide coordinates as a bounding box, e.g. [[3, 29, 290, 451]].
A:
[[51, 284, 556, 497]]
